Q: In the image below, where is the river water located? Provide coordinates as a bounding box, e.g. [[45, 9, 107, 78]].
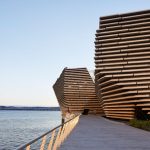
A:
[[0, 110, 61, 150]]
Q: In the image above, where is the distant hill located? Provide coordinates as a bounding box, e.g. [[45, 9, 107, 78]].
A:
[[0, 106, 60, 111]]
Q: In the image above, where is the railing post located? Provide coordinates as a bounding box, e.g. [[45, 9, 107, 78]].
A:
[[57, 124, 66, 147], [60, 123, 67, 144], [63, 122, 69, 141], [47, 130, 56, 150], [26, 145, 30, 150], [40, 135, 47, 150], [53, 127, 62, 150]]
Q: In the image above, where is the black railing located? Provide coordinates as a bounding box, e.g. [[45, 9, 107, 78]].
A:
[[17, 115, 80, 150]]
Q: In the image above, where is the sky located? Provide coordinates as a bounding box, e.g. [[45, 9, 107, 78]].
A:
[[0, 0, 150, 107]]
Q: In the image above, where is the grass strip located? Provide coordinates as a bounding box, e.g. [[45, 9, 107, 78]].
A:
[[129, 119, 150, 131]]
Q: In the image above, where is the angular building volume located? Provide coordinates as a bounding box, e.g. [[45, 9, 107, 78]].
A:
[[53, 68, 103, 118], [95, 10, 150, 120]]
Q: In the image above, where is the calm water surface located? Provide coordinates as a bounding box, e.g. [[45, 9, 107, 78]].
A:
[[0, 110, 61, 150]]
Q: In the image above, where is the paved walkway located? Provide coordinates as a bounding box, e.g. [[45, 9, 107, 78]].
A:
[[60, 115, 150, 150]]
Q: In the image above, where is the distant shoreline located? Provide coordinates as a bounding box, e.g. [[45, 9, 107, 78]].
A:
[[0, 106, 60, 111]]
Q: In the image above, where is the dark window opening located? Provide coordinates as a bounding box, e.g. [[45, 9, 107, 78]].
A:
[[82, 109, 89, 115], [135, 107, 150, 120]]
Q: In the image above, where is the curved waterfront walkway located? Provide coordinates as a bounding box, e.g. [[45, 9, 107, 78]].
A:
[[60, 115, 150, 150]]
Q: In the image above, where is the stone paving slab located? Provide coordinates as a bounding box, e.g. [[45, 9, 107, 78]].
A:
[[60, 115, 150, 150]]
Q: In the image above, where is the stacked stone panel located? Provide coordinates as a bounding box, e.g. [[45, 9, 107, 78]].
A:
[[53, 68, 103, 116], [95, 10, 150, 120]]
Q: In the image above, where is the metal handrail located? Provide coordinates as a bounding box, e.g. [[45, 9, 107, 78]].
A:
[[17, 115, 80, 150]]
